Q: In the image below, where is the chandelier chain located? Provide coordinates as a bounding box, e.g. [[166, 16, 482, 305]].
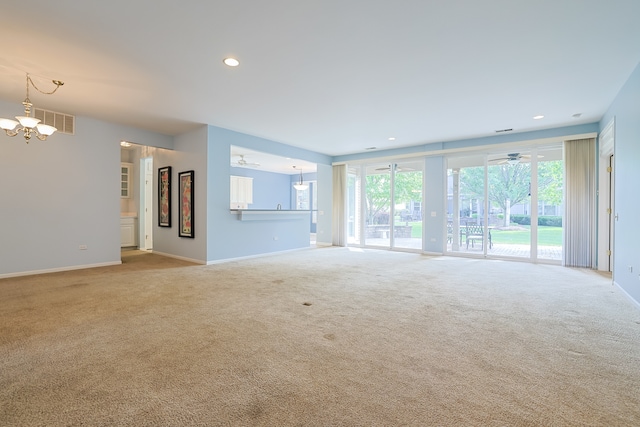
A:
[[26, 74, 64, 97]]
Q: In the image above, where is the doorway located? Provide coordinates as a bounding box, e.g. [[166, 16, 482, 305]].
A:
[[598, 118, 615, 272]]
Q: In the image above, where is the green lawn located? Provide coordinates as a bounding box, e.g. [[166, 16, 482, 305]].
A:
[[404, 222, 562, 246], [491, 226, 562, 246]]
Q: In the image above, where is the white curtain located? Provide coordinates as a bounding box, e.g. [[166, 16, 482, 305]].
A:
[[564, 138, 596, 268], [332, 164, 347, 246]]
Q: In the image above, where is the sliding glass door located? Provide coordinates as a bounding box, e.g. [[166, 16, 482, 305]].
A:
[[393, 161, 423, 250], [446, 145, 563, 262], [485, 152, 532, 260], [447, 155, 488, 254], [536, 148, 563, 261], [364, 163, 391, 247], [347, 159, 424, 251]]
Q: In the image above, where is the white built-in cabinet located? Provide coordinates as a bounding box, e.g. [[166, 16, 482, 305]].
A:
[[120, 217, 137, 247], [121, 162, 133, 198], [230, 175, 253, 209]]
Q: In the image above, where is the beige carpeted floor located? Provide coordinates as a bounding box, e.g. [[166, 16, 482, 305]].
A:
[[1, 247, 639, 426]]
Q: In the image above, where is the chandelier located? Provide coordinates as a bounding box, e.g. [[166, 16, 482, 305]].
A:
[[0, 73, 64, 143], [293, 166, 308, 190]]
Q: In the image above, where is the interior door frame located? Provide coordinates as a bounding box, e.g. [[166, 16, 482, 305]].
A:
[[597, 118, 615, 272]]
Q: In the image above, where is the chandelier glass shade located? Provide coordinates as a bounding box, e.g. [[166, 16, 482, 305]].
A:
[[0, 74, 64, 143]]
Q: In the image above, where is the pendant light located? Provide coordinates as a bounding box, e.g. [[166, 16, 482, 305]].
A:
[[293, 166, 308, 190]]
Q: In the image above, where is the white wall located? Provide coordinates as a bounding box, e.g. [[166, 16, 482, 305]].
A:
[[0, 99, 173, 277], [152, 126, 209, 263], [0, 104, 332, 276], [315, 163, 333, 245]]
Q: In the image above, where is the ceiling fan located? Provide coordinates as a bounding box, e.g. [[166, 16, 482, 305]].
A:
[[374, 164, 415, 172], [489, 153, 530, 165], [232, 154, 260, 168]]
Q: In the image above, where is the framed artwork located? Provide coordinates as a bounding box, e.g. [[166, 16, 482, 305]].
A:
[[178, 170, 194, 238], [158, 166, 172, 227]]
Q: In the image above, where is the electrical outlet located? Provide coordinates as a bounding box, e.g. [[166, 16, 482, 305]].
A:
[[273, 236, 278, 241]]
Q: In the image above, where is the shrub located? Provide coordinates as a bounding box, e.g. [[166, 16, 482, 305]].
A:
[[509, 215, 562, 227], [510, 214, 530, 225], [539, 216, 562, 227]]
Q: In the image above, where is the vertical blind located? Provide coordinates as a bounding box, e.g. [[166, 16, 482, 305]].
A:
[[563, 138, 596, 268]]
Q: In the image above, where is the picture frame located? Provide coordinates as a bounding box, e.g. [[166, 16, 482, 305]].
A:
[[158, 166, 172, 227], [178, 170, 195, 238]]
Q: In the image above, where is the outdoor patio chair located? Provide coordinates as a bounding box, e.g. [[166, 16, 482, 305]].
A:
[[465, 224, 492, 249]]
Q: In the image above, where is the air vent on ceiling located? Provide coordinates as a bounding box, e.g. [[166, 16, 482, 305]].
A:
[[34, 108, 75, 135], [495, 128, 513, 133]]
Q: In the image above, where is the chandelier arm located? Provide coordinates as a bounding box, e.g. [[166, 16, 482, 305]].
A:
[[27, 74, 64, 96], [4, 129, 19, 137]]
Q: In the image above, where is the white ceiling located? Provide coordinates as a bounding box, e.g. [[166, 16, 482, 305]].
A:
[[1, 1, 639, 157]]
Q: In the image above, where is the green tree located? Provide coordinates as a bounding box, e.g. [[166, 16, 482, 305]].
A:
[[538, 160, 563, 206], [460, 160, 564, 226], [365, 169, 423, 224], [461, 164, 531, 226]]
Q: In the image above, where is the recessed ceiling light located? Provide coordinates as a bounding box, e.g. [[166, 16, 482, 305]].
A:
[[572, 113, 582, 118], [120, 141, 132, 147], [388, 137, 396, 141], [223, 57, 240, 67], [533, 115, 544, 120]]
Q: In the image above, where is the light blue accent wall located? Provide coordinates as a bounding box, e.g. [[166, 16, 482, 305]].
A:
[[0, 99, 173, 276], [600, 61, 640, 305], [230, 167, 292, 210], [206, 125, 329, 262], [423, 156, 446, 253]]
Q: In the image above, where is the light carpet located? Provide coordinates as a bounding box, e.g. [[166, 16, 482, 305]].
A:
[[1, 247, 639, 426]]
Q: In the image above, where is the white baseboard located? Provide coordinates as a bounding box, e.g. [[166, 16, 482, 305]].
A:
[[613, 281, 640, 310], [150, 251, 206, 265], [422, 251, 444, 256], [0, 261, 122, 280], [205, 246, 316, 265]]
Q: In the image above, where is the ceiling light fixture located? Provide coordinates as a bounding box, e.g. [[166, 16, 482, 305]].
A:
[[293, 166, 308, 191], [0, 73, 64, 143], [223, 57, 240, 67], [388, 137, 396, 141], [533, 115, 544, 120]]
